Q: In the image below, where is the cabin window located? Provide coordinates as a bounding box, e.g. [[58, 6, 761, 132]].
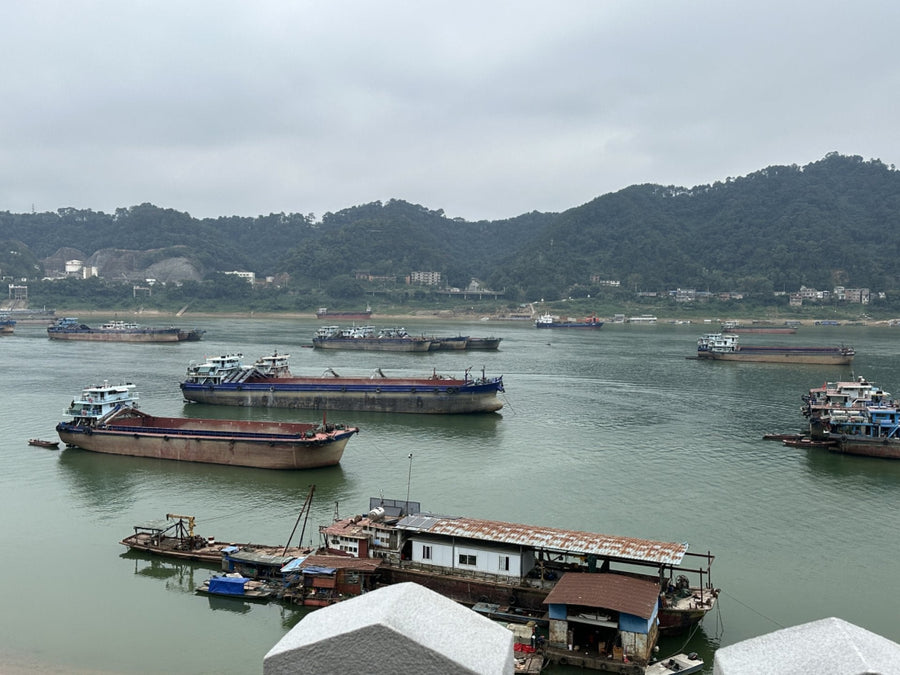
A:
[[499, 555, 510, 571], [458, 554, 476, 566], [422, 545, 432, 560]]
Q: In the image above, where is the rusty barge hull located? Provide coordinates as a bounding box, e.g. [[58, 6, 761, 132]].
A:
[[57, 413, 358, 469], [180, 377, 504, 414], [47, 331, 181, 342], [697, 351, 853, 365]]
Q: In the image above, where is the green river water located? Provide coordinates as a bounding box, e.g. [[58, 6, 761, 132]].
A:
[[1, 317, 899, 674]]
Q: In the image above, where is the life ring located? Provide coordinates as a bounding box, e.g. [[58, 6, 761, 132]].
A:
[[269, 386, 275, 392]]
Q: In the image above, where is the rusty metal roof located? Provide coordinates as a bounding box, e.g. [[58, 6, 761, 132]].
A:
[[395, 516, 687, 566], [543, 572, 659, 619]]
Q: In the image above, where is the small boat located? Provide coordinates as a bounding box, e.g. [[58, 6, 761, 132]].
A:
[[0, 315, 16, 335], [312, 325, 432, 351], [56, 380, 359, 469], [196, 574, 277, 602], [47, 317, 188, 342], [645, 653, 704, 675], [180, 353, 504, 414], [534, 313, 603, 329], [28, 438, 59, 448], [696, 333, 854, 365]]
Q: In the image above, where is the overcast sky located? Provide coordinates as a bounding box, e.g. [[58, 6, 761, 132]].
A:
[[2, 2, 897, 222]]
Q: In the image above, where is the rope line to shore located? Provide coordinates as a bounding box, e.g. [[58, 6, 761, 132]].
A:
[[719, 588, 786, 629]]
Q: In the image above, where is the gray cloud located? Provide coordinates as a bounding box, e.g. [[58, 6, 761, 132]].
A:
[[2, 1, 897, 221]]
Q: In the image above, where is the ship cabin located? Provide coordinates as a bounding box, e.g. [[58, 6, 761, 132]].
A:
[[64, 381, 139, 421], [184, 354, 246, 385], [251, 352, 292, 377]]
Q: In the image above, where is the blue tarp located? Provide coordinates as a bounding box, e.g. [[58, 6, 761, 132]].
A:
[[280, 556, 308, 573], [302, 566, 337, 576], [208, 576, 247, 596]]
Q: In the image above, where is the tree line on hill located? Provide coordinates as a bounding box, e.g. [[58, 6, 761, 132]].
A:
[[1, 152, 899, 311]]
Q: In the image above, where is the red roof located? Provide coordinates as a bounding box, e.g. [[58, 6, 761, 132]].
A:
[[543, 573, 659, 620]]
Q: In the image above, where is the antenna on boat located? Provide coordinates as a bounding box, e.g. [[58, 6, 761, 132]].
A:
[[405, 453, 413, 513]]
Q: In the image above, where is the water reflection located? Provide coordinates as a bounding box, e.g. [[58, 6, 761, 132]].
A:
[[56, 444, 351, 512], [121, 551, 213, 595]]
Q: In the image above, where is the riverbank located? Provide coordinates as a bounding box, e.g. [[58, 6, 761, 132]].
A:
[[35, 308, 900, 326]]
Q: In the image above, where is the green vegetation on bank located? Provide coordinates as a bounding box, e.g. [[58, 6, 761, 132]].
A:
[[3, 153, 900, 316]]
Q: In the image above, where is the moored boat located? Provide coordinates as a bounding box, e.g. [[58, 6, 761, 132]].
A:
[[783, 377, 900, 459], [47, 317, 186, 342], [196, 574, 277, 601], [721, 320, 796, 334], [316, 306, 373, 321], [0, 315, 16, 335], [56, 380, 359, 469], [28, 438, 59, 448], [312, 325, 432, 351], [535, 313, 603, 328], [645, 653, 704, 675], [319, 497, 718, 638], [180, 352, 504, 414], [696, 333, 854, 364], [465, 336, 502, 350]]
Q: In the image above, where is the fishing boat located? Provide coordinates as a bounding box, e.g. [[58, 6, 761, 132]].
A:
[[180, 352, 504, 414], [56, 380, 359, 469], [28, 438, 59, 448], [0, 315, 15, 335], [535, 313, 603, 328], [312, 325, 432, 352], [319, 497, 718, 637], [47, 317, 187, 342], [315, 306, 373, 321], [695, 333, 854, 364]]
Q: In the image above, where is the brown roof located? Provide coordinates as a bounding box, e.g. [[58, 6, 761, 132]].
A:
[[397, 515, 687, 566], [542, 573, 659, 620]]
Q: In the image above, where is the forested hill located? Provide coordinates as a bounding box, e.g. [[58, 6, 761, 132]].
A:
[[487, 153, 900, 301], [1, 153, 898, 300]]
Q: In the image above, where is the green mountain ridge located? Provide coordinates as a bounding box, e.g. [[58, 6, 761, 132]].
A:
[[1, 153, 897, 307]]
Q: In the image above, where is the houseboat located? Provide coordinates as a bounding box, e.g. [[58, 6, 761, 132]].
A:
[[319, 498, 718, 643]]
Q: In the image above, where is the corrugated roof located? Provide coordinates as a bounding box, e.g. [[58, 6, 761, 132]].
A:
[[543, 573, 660, 619], [395, 516, 686, 566]]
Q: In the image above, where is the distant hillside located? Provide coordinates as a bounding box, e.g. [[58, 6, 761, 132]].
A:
[[1, 153, 898, 304], [487, 153, 900, 300]]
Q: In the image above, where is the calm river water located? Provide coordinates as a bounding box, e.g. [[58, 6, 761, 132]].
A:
[[2, 317, 899, 674]]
